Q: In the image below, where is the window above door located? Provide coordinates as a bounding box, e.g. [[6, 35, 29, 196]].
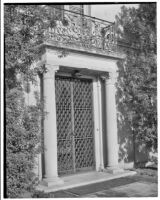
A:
[[69, 5, 84, 15]]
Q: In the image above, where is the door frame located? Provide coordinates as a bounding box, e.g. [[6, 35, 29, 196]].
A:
[[56, 71, 104, 173]]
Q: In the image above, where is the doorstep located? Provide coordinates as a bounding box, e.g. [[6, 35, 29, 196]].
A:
[[37, 170, 137, 193]]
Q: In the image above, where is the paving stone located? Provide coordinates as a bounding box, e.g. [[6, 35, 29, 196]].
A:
[[110, 182, 158, 197], [53, 190, 78, 198], [50, 172, 158, 198], [82, 181, 157, 197], [83, 190, 128, 197], [66, 176, 137, 196]]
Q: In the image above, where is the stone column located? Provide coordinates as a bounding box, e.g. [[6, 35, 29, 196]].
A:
[[42, 64, 63, 186], [93, 78, 104, 171], [104, 72, 123, 174]]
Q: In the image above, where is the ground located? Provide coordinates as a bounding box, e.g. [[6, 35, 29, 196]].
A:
[[32, 167, 158, 198]]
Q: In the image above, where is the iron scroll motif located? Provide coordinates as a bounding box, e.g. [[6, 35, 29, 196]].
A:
[[45, 7, 117, 54]]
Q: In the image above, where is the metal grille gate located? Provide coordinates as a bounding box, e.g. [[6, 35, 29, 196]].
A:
[[55, 76, 95, 175]]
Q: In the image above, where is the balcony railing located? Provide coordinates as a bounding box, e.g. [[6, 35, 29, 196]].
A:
[[44, 6, 117, 55]]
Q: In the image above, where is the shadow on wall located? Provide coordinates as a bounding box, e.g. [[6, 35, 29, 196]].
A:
[[117, 115, 134, 168], [117, 113, 152, 168], [116, 61, 155, 169], [100, 78, 153, 169]]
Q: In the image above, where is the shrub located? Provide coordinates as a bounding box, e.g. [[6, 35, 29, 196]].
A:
[[6, 88, 41, 198], [32, 191, 54, 198]]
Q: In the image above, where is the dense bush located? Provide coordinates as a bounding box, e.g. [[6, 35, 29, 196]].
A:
[[6, 88, 41, 197], [32, 191, 54, 198], [4, 5, 45, 198]]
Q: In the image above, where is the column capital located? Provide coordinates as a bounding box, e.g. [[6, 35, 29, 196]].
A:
[[101, 72, 117, 85], [44, 65, 59, 79]]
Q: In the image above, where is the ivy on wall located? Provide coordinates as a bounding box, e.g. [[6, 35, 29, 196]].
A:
[[4, 4, 69, 197]]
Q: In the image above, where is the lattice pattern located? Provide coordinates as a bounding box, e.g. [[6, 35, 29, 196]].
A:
[[55, 77, 73, 173], [73, 79, 93, 138], [73, 79, 94, 168], [57, 140, 73, 173], [73, 79, 92, 109], [75, 138, 94, 169], [55, 76, 95, 175], [74, 109, 93, 138]]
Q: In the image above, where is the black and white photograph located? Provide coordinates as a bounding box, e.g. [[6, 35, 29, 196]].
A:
[[1, 0, 158, 198]]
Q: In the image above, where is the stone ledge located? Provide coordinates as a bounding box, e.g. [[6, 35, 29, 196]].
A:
[[37, 170, 137, 193], [41, 177, 64, 187], [104, 167, 125, 174]]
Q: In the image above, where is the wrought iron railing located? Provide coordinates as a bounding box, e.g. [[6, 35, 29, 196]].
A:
[[44, 6, 117, 54]]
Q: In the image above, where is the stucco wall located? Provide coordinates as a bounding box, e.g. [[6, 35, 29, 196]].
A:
[[24, 47, 156, 178], [116, 100, 156, 169]]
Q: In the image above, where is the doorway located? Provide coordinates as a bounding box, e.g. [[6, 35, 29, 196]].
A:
[[55, 76, 95, 175]]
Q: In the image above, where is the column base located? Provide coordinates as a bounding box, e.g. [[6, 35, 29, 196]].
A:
[[98, 165, 105, 172], [42, 177, 64, 187], [104, 166, 124, 174]]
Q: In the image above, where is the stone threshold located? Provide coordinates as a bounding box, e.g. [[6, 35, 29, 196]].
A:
[[37, 170, 137, 193]]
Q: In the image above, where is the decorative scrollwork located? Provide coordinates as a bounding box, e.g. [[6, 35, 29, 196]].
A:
[[45, 7, 117, 54]]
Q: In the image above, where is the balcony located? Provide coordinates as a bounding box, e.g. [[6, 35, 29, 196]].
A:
[[44, 6, 118, 56]]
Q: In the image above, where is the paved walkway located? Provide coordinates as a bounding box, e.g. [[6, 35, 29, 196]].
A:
[[52, 174, 158, 197]]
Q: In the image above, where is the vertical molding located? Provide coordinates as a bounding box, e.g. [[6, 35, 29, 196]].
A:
[[92, 78, 100, 171], [88, 5, 91, 16], [97, 78, 104, 170], [38, 154, 42, 180], [70, 81, 76, 172], [92, 77, 104, 171], [64, 5, 69, 10]]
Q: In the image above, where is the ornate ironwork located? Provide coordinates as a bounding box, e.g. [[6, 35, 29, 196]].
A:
[[55, 77, 73, 174], [45, 6, 117, 54], [55, 76, 95, 175], [73, 79, 95, 170]]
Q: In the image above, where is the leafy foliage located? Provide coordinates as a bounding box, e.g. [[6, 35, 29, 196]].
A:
[[4, 4, 70, 197], [5, 4, 69, 197], [6, 89, 41, 197], [116, 4, 157, 149], [5, 5, 66, 89], [4, 5, 48, 197]]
